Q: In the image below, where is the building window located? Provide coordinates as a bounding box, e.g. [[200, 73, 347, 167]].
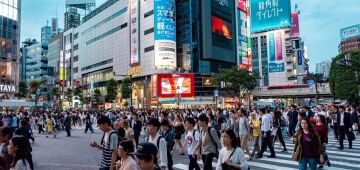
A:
[[81, 59, 113, 71], [144, 46, 154, 53], [74, 44, 79, 51], [144, 10, 154, 18], [73, 67, 78, 73], [73, 55, 79, 62], [144, 28, 154, 35], [74, 33, 78, 40]]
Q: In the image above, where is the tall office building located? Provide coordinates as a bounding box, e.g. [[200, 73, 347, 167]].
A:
[[41, 25, 52, 43], [20, 39, 38, 82], [64, 7, 81, 31], [315, 60, 331, 79], [0, 0, 21, 94], [48, 33, 63, 87]]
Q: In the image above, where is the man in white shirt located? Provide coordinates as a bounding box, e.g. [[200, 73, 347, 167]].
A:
[[255, 108, 276, 158]]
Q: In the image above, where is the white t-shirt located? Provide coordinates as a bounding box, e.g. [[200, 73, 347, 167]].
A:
[[186, 129, 200, 155], [216, 147, 248, 170], [125, 127, 134, 139]]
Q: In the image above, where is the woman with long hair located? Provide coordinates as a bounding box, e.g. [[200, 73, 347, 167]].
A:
[[216, 128, 248, 170], [293, 118, 324, 170], [8, 135, 33, 170], [117, 140, 137, 170], [314, 115, 331, 168], [172, 113, 185, 155]]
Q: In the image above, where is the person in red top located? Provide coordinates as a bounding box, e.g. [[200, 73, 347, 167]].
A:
[[314, 115, 330, 169]]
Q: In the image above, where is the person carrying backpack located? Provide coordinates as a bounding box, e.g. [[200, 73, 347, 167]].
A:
[[195, 114, 221, 170], [90, 115, 119, 170], [184, 117, 201, 170], [145, 118, 168, 170], [160, 119, 175, 170]]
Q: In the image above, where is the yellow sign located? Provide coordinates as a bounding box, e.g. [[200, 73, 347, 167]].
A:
[[128, 66, 143, 76]]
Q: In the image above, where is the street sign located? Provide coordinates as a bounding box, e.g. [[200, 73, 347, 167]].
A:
[[307, 80, 315, 86], [214, 90, 219, 97]]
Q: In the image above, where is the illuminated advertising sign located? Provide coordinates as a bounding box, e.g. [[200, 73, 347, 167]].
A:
[[237, 0, 248, 14], [291, 12, 300, 37], [0, 84, 16, 93], [130, 0, 140, 66], [212, 16, 232, 39], [157, 74, 195, 98], [51, 18, 58, 35], [154, 0, 177, 68], [250, 0, 292, 33], [340, 24, 360, 40], [268, 31, 284, 72]]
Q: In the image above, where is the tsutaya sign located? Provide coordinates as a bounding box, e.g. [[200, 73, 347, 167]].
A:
[[0, 84, 16, 93]]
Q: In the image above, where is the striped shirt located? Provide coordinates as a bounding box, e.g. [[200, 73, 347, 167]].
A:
[[100, 130, 118, 168]]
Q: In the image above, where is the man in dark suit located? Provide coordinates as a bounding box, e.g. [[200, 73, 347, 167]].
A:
[[337, 105, 352, 149]]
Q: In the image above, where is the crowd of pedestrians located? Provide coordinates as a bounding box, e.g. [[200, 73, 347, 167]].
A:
[[0, 103, 360, 170]]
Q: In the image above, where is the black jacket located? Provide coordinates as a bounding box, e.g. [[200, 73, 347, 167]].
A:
[[337, 112, 351, 129]]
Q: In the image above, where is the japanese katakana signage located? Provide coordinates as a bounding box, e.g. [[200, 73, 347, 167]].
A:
[[250, 0, 291, 33], [130, 0, 140, 66], [268, 31, 285, 73], [154, 0, 177, 68]]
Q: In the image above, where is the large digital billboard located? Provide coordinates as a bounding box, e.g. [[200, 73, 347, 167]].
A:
[[268, 31, 284, 73], [237, 0, 248, 14], [157, 74, 195, 98], [212, 16, 232, 39], [340, 24, 360, 41], [154, 0, 177, 69], [250, 0, 292, 33], [130, 0, 140, 66]]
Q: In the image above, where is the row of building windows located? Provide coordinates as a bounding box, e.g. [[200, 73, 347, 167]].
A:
[[81, 59, 113, 72], [144, 46, 154, 53], [84, 23, 127, 46], [144, 10, 153, 18], [144, 28, 154, 35], [82, 7, 127, 36]]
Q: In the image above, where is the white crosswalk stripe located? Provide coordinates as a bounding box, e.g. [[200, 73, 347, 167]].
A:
[[173, 133, 360, 170]]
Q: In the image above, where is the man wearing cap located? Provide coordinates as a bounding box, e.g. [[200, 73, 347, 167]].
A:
[[145, 118, 168, 170], [133, 142, 161, 170]]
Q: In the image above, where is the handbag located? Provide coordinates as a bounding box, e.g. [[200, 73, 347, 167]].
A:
[[221, 148, 242, 170], [349, 131, 356, 141]]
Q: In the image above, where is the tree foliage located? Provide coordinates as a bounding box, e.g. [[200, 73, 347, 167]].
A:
[[94, 88, 102, 108], [16, 81, 28, 99], [329, 51, 360, 104], [105, 79, 119, 102], [51, 87, 62, 109], [74, 86, 84, 102], [65, 88, 73, 105], [120, 77, 132, 99], [29, 80, 42, 94], [214, 66, 260, 96]]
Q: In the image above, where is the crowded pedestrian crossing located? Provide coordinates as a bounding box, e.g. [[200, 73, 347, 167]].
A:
[[173, 133, 360, 170]]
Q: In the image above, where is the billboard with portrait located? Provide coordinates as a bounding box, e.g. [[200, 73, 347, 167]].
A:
[[250, 0, 291, 33], [157, 74, 195, 98], [154, 0, 177, 68]]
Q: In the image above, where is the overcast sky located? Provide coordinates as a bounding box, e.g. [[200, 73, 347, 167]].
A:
[[21, 0, 360, 72]]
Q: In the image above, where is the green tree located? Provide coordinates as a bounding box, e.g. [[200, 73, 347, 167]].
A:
[[94, 88, 102, 109], [120, 77, 132, 99], [215, 66, 260, 107], [105, 79, 119, 102], [16, 81, 28, 99], [29, 80, 42, 107], [74, 86, 84, 104], [65, 88, 73, 106], [330, 51, 360, 104], [51, 87, 61, 109]]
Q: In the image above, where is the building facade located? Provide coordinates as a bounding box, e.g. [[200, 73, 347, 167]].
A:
[[48, 33, 63, 87], [41, 25, 52, 43], [315, 60, 331, 79], [0, 0, 21, 96]]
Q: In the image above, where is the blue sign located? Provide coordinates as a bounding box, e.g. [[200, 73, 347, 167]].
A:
[[308, 80, 315, 86], [268, 62, 284, 72], [154, 0, 176, 41], [267, 32, 284, 73], [297, 50, 302, 65], [268, 32, 275, 61], [250, 0, 292, 33], [340, 24, 360, 40]]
